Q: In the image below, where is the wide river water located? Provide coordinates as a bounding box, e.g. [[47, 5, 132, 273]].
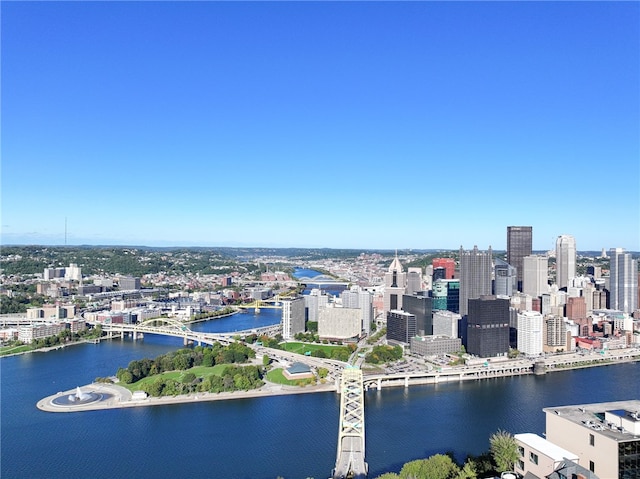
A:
[[2, 298, 640, 478]]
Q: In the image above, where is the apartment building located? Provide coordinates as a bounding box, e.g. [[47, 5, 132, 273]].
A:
[[543, 400, 640, 479]]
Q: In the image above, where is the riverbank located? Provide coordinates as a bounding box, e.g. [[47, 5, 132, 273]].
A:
[[0, 337, 111, 358], [37, 380, 337, 413], [37, 350, 640, 413]]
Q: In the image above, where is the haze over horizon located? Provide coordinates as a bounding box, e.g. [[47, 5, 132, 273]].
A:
[[2, 2, 638, 252]]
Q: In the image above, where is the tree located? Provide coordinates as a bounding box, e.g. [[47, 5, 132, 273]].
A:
[[400, 454, 459, 479], [119, 370, 133, 384], [262, 354, 271, 366], [455, 461, 477, 479], [202, 350, 214, 367], [489, 429, 519, 473], [173, 354, 190, 370], [464, 453, 493, 477], [147, 378, 165, 396]]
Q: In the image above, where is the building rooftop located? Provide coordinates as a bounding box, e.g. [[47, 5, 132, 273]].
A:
[[514, 433, 578, 462], [286, 362, 312, 375], [543, 399, 640, 442]]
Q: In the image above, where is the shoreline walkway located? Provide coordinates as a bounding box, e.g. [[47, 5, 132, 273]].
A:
[[37, 381, 337, 413]]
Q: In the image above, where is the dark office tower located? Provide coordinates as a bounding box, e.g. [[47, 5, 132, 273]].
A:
[[446, 280, 460, 313], [433, 267, 447, 282], [507, 226, 533, 291], [386, 310, 416, 344], [459, 245, 493, 316], [402, 294, 433, 336], [466, 295, 510, 358], [432, 258, 456, 279]]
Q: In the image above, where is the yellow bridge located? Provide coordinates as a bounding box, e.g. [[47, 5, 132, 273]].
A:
[[236, 293, 295, 313]]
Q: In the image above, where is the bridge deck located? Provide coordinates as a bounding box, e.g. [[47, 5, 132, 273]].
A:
[[333, 368, 367, 479]]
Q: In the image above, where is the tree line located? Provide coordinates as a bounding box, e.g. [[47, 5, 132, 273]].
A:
[[365, 344, 403, 364], [111, 343, 264, 397], [372, 429, 519, 479]]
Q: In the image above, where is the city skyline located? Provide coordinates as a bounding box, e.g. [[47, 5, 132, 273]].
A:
[[2, 2, 638, 251]]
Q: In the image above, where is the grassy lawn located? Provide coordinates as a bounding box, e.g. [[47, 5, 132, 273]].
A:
[[281, 342, 344, 356], [124, 364, 228, 392], [0, 345, 34, 356], [266, 368, 307, 386]]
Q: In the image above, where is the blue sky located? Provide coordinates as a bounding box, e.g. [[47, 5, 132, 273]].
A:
[[2, 1, 638, 251]]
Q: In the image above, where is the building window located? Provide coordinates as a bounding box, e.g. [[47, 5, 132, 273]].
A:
[[517, 460, 524, 471], [529, 452, 538, 465], [589, 433, 595, 446], [589, 461, 595, 472], [518, 446, 524, 457]]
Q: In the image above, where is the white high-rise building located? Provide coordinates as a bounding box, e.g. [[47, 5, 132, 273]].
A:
[[555, 235, 576, 289], [383, 252, 407, 315], [517, 310, 543, 356], [304, 289, 329, 322], [318, 305, 362, 340], [609, 248, 638, 314], [64, 263, 82, 281], [522, 255, 548, 298], [406, 267, 423, 295], [340, 286, 373, 335], [432, 310, 460, 338], [281, 297, 305, 340]]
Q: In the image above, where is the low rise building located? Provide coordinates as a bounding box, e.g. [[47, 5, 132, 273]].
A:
[[514, 433, 580, 479], [410, 335, 461, 356], [18, 322, 66, 343], [543, 400, 640, 479]]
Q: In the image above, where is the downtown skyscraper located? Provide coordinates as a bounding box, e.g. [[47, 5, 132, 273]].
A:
[[507, 226, 532, 291], [608, 248, 638, 314], [555, 235, 576, 289], [459, 245, 493, 316], [523, 255, 549, 298]]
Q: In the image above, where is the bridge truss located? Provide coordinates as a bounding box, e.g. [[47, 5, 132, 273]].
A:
[[333, 367, 367, 479]]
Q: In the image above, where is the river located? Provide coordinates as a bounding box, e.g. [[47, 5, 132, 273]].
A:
[[2, 306, 638, 478], [2, 283, 639, 478]]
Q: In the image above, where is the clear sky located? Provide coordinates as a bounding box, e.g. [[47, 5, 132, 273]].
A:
[[2, 1, 638, 252]]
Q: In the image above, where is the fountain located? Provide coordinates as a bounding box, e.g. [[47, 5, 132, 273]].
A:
[[68, 386, 91, 402], [51, 385, 108, 407]]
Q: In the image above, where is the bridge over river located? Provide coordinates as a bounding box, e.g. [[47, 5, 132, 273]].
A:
[[333, 367, 367, 479], [97, 317, 282, 345]]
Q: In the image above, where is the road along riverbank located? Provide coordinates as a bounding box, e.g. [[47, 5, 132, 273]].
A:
[[37, 348, 640, 413]]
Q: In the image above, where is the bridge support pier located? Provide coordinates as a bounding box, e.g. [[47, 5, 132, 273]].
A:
[[132, 331, 137, 341], [377, 378, 381, 391], [404, 376, 409, 388], [183, 337, 188, 346]]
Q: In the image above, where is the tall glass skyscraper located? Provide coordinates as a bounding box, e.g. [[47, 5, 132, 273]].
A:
[[608, 247, 638, 313], [555, 235, 576, 289], [459, 245, 493, 316], [507, 226, 532, 291]]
